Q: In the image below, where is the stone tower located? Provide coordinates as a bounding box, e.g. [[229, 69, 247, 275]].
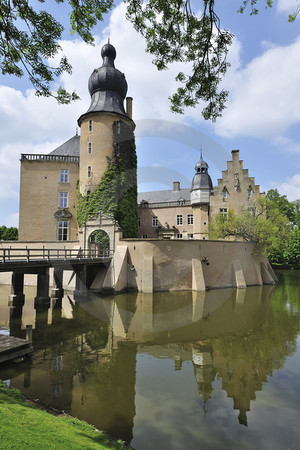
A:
[[77, 43, 138, 238], [190, 154, 213, 239]]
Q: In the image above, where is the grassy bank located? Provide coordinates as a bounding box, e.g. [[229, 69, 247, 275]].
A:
[[0, 380, 128, 449]]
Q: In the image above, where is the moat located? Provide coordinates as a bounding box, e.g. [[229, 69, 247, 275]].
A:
[[0, 270, 299, 450]]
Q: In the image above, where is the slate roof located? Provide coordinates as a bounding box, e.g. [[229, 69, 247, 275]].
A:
[[138, 188, 191, 204], [48, 135, 80, 156]]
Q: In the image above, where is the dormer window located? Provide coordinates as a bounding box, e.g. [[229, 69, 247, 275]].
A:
[[140, 200, 148, 208], [178, 197, 185, 206]]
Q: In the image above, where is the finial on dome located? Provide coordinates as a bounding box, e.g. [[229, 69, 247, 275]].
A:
[[200, 145, 203, 160], [101, 41, 116, 67]]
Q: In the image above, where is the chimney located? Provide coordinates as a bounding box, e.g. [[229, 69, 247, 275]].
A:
[[231, 149, 239, 161], [126, 97, 133, 119], [173, 181, 180, 191]]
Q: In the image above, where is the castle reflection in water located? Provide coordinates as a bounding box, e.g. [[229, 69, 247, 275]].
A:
[[0, 277, 299, 445]]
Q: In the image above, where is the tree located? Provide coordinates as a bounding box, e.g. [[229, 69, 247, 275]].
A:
[[266, 189, 296, 225], [0, 226, 18, 240], [283, 228, 300, 266], [0, 0, 298, 119], [209, 197, 291, 254], [293, 199, 300, 228]]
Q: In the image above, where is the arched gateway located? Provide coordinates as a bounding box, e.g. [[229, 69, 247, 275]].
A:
[[80, 212, 120, 256]]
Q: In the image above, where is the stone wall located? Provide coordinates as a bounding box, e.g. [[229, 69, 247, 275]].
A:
[[105, 236, 276, 293]]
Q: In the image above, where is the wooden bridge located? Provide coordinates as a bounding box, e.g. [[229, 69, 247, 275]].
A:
[[0, 247, 113, 306], [0, 247, 112, 268]]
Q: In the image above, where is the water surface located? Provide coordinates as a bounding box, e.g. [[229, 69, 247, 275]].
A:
[[0, 271, 299, 449]]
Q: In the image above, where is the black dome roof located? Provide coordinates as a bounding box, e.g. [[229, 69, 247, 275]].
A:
[[191, 156, 213, 190], [77, 43, 129, 123], [88, 43, 128, 100]]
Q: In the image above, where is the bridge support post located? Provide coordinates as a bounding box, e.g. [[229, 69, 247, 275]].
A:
[[35, 268, 50, 307], [74, 265, 89, 301], [11, 272, 25, 306], [52, 268, 64, 298]]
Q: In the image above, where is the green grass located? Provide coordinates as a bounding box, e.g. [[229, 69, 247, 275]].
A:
[[0, 380, 128, 449]]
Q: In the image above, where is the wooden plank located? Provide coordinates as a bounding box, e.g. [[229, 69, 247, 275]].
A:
[[0, 335, 29, 353], [0, 346, 33, 363], [0, 334, 33, 363]]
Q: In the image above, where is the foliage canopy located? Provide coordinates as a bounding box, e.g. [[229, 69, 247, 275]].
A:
[[210, 189, 300, 266], [0, 0, 298, 119], [0, 225, 18, 240]]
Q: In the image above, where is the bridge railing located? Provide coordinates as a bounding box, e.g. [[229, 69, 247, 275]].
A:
[[0, 247, 113, 263]]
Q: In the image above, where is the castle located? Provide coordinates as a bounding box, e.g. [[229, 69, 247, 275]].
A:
[[18, 43, 264, 245]]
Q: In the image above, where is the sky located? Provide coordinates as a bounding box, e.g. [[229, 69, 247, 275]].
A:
[[0, 0, 299, 227]]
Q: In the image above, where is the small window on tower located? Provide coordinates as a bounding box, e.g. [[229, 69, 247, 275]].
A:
[[117, 121, 121, 134], [87, 166, 92, 178], [88, 120, 93, 132], [88, 142, 92, 154]]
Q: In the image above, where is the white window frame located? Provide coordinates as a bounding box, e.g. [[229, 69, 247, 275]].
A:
[[152, 216, 158, 227], [219, 208, 228, 220], [187, 233, 194, 239], [142, 234, 148, 239], [177, 215, 183, 226], [88, 119, 93, 132], [87, 166, 92, 178], [59, 192, 68, 208], [57, 220, 69, 241], [60, 169, 69, 183], [177, 233, 183, 239], [187, 214, 193, 225]]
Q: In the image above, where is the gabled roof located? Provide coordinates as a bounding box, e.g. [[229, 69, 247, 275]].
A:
[[48, 135, 80, 157], [138, 188, 191, 204]]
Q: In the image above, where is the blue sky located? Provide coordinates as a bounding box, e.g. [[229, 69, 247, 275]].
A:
[[0, 0, 299, 227]]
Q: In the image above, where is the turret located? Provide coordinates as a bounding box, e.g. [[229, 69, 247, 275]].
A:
[[77, 42, 138, 239], [77, 42, 135, 197], [190, 155, 213, 205]]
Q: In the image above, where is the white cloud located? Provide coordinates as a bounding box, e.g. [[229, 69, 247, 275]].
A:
[[215, 37, 300, 139], [270, 174, 300, 201], [277, 0, 299, 14]]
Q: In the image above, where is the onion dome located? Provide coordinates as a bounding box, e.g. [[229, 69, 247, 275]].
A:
[[191, 155, 213, 191], [78, 42, 128, 123]]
